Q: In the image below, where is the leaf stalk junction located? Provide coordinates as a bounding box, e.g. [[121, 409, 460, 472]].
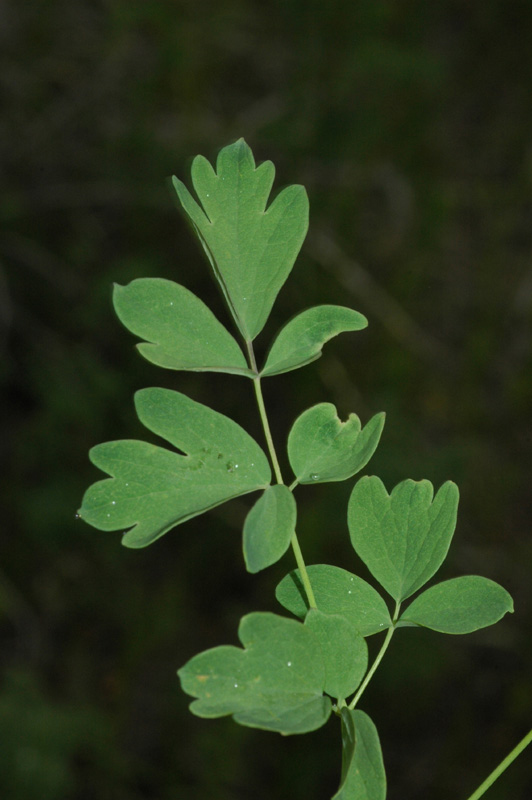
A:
[[246, 338, 317, 610]]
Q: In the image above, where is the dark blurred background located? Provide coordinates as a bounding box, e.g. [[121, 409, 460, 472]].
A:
[[1, 1, 531, 798]]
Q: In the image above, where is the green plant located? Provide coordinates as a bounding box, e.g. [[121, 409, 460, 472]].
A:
[[78, 139, 530, 799]]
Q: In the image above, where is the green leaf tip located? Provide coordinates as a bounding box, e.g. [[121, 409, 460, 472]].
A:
[[79, 388, 271, 548], [399, 576, 514, 634], [178, 612, 332, 735], [288, 404, 385, 484], [348, 476, 459, 602], [243, 485, 296, 573], [261, 305, 368, 377], [332, 710, 386, 800], [172, 138, 309, 341], [112, 278, 253, 377]]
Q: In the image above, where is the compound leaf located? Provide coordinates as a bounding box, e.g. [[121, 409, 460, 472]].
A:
[[348, 477, 459, 602], [288, 404, 385, 485], [276, 565, 392, 636], [113, 278, 253, 377], [178, 612, 331, 735], [79, 388, 271, 548], [172, 138, 309, 341], [399, 576, 514, 634], [261, 305, 367, 377], [332, 710, 386, 800], [304, 610, 368, 700], [243, 485, 296, 573]]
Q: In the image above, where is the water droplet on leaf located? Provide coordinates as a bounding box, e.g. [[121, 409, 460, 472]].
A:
[[309, 474, 320, 481], [74, 513, 81, 520], [287, 661, 292, 667]]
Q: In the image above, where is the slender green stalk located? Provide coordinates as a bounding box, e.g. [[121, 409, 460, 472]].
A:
[[464, 728, 532, 800], [245, 339, 317, 609], [348, 601, 401, 710], [252, 375, 284, 485], [245, 340, 284, 484], [289, 531, 317, 609]]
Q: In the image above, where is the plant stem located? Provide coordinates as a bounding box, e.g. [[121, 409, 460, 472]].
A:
[[252, 374, 284, 485], [348, 600, 401, 710], [289, 531, 317, 609], [245, 340, 317, 610], [464, 727, 532, 800]]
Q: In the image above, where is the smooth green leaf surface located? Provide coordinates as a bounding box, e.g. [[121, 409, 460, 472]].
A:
[[172, 138, 309, 341], [304, 610, 368, 700], [332, 710, 386, 800], [288, 404, 385, 484], [399, 576, 514, 633], [79, 388, 270, 548], [243, 485, 296, 573], [335, 706, 356, 797], [113, 278, 253, 376], [261, 305, 367, 377], [178, 612, 331, 735], [348, 477, 459, 602], [276, 565, 392, 636]]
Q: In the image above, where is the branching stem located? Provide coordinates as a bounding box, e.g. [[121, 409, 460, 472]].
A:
[[348, 600, 401, 710], [246, 340, 317, 609]]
